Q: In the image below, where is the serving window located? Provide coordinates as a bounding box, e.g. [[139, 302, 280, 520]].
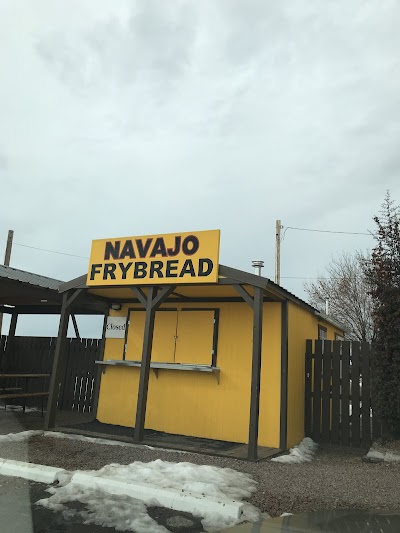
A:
[[124, 308, 219, 366], [175, 309, 216, 365]]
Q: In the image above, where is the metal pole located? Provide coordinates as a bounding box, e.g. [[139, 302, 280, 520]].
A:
[[252, 260, 264, 276], [275, 220, 281, 285]]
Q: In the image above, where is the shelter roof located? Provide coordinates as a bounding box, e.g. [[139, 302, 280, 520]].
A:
[[0, 265, 62, 308], [59, 264, 316, 313], [0, 265, 105, 315]]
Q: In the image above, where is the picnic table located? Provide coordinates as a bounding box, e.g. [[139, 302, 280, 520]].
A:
[[0, 373, 50, 414]]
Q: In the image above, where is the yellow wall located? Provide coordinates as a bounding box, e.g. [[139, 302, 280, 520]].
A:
[[97, 299, 343, 450], [96, 302, 282, 448], [287, 303, 343, 447]]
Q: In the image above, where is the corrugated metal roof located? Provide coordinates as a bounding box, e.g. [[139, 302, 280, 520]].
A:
[[316, 311, 347, 333], [0, 265, 62, 291]]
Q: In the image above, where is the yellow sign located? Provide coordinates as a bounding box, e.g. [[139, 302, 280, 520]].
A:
[[87, 230, 220, 286]]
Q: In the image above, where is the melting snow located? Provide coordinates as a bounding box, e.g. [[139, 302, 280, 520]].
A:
[[271, 437, 318, 464], [366, 450, 400, 463], [0, 430, 43, 442], [37, 459, 260, 532]]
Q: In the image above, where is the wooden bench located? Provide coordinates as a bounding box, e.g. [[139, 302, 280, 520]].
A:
[[0, 392, 49, 415], [0, 373, 50, 415]]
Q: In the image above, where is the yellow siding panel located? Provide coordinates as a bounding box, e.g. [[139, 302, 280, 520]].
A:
[[97, 301, 283, 448], [126, 311, 146, 361], [258, 303, 281, 449], [151, 310, 177, 363], [145, 302, 253, 443], [125, 310, 177, 362], [175, 310, 214, 365]]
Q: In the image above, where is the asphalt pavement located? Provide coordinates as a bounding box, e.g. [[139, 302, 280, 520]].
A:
[[0, 475, 205, 533]]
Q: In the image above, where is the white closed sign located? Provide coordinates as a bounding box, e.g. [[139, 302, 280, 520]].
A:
[[105, 317, 127, 338]]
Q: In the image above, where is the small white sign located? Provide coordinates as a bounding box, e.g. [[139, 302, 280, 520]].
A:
[[105, 317, 127, 339]]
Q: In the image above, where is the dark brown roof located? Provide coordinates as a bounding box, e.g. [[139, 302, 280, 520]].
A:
[[0, 265, 61, 290], [0, 265, 62, 308]]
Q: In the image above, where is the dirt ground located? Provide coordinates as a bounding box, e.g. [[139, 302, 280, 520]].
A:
[[1, 408, 399, 518]]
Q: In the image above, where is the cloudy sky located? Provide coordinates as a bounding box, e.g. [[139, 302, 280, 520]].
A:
[[1, 0, 400, 336]]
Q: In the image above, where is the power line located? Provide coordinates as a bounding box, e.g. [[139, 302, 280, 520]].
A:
[[283, 226, 372, 236], [14, 242, 89, 260], [271, 275, 365, 281]]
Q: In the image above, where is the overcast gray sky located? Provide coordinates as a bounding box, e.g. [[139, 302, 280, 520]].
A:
[[1, 0, 400, 336]]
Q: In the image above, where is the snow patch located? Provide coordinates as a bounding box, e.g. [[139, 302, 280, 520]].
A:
[[0, 458, 66, 483], [367, 450, 400, 463], [36, 459, 260, 532], [38, 484, 167, 533], [271, 438, 318, 464], [0, 430, 43, 443]]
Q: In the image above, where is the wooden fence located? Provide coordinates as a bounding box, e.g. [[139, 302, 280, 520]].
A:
[[305, 339, 382, 448], [0, 335, 101, 413]]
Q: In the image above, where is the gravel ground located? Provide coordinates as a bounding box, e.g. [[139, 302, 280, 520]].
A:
[[1, 410, 399, 518]]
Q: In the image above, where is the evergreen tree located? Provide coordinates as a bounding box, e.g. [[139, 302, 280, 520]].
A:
[[366, 192, 400, 437]]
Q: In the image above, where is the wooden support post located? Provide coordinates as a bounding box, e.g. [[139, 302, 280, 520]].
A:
[[90, 312, 108, 420], [71, 315, 80, 339], [279, 300, 288, 450], [0, 313, 18, 372], [134, 287, 157, 443], [6, 312, 18, 357], [8, 313, 18, 339], [248, 287, 263, 460], [134, 285, 176, 442], [0, 230, 14, 335], [44, 293, 70, 430], [233, 285, 254, 308]]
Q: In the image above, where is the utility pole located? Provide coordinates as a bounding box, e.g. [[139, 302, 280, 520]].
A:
[[0, 229, 14, 334], [4, 230, 13, 266], [275, 220, 281, 285]]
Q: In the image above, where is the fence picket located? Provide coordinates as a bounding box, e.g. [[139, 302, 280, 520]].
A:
[[340, 342, 351, 446], [0, 335, 100, 413], [312, 340, 323, 442], [321, 340, 332, 443], [370, 351, 382, 442], [0, 336, 5, 371], [304, 339, 381, 447], [351, 342, 361, 447], [304, 340, 313, 436], [361, 342, 372, 446], [331, 341, 341, 445]]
